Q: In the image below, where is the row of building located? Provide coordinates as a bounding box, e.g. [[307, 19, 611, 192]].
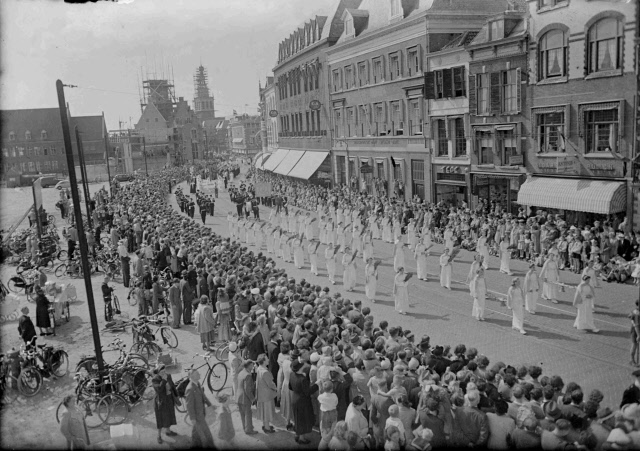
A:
[[257, 0, 640, 228]]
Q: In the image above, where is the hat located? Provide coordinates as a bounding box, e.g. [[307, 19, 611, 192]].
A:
[[21, 307, 29, 315], [310, 352, 320, 363], [364, 349, 376, 361], [408, 358, 419, 370], [380, 359, 391, 370], [313, 338, 323, 351], [597, 406, 615, 422], [419, 335, 430, 350], [251, 288, 260, 295], [291, 360, 303, 373], [228, 342, 238, 353], [544, 401, 562, 420], [622, 403, 640, 421], [333, 351, 343, 362]]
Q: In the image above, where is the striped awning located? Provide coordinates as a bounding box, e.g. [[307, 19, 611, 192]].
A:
[[261, 148, 289, 171], [517, 177, 626, 214], [274, 149, 305, 175], [254, 153, 271, 169], [287, 151, 329, 179]]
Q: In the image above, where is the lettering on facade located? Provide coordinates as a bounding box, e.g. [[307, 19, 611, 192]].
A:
[[436, 165, 461, 173], [587, 163, 616, 171]]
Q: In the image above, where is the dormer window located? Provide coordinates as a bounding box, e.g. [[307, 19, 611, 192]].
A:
[[390, 0, 402, 18], [345, 16, 354, 37], [25, 130, 32, 141], [489, 20, 504, 41], [41, 130, 47, 140]]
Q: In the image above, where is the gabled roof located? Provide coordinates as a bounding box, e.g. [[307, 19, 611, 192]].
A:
[[468, 9, 527, 46], [1, 108, 63, 142]]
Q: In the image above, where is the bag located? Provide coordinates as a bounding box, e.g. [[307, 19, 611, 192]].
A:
[[176, 378, 189, 397]]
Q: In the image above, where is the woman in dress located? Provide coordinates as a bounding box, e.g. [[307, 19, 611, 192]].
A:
[[477, 232, 490, 270], [499, 235, 513, 275], [439, 248, 453, 290], [507, 278, 527, 335], [540, 253, 560, 303], [370, 213, 381, 240], [34, 286, 53, 336], [629, 300, 640, 365], [467, 254, 482, 284], [393, 238, 405, 273], [293, 235, 305, 269], [470, 268, 487, 321], [523, 262, 540, 314], [362, 230, 374, 264], [326, 244, 338, 285], [573, 275, 600, 333], [277, 342, 295, 430], [382, 215, 393, 243], [444, 226, 455, 253], [407, 219, 417, 251], [256, 353, 278, 433], [195, 296, 216, 350], [365, 257, 378, 304], [215, 288, 233, 342], [414, 237, 429, 281], [342, 248, 357, 292], [151, 365, 178, 444], [290, 359, 319, 444], [393, 267, 410, 315], [392, 215, 402, 242]]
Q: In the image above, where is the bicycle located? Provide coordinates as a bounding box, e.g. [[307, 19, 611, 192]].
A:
[[75, 338, 149, 379], [17, 337, 69, 397], [130, 314, 178, 363], [177, 352, 228, 399], [210, 341, 230, 361], [6, 270, 38, 302], [55, 375, 107, 429], [0, 351, 20, 405], [0, 281, 9, 304]]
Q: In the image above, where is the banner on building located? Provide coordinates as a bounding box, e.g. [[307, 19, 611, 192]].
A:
[[255, 182, 272, 197]]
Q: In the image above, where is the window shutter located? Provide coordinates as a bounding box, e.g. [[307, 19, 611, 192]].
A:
[[398, 51, 404, 77], [619, 101, 625, 138], [424, 72, 436, 100], [490, 72, 501, 115], [424, 119, 432, 139], [400, 99, 405, 122], [468, 74, 477, 115], [516, 68, 522, 113], [564, 104, 571, 139], [443, 69, 453, 98], [516, 122, 522, 156]]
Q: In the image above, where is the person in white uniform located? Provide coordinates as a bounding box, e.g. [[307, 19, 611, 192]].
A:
[[470, 268, 487, 321], [573, 275, 600, 333], [342, 248, 357, 292], [467, 255, 482, 284], [393, 238, 406, 273], [507, 278, 527, 335], [365, 257, 378, 303], [325, 245, 338, 285], [393, 267, 410, 315], [540, 253, 560, 304], [439, 248, 453, 290], [499, 236, 513, 275], [523, 262, 540, 314], [414, 237, 430, 281], [308, 240, 320, 276], [477, 232, 490, 270]]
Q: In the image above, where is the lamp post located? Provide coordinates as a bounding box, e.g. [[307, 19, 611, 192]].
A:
[[56, 80, 104, 372]]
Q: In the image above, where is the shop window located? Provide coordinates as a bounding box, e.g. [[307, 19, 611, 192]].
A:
[[584, 108, 618, 153], [476, 131, 493, 164], [453, 117, 466, 157], [501, 69, 519, 114], [539, 29, 567, 80], [411, 160, 425, 200], [499, 130, 517, 165], [435, 119, 448, 157], [587, 17, 623, 74], [476, 73, 489, 114], [536, 111, 565, 153]]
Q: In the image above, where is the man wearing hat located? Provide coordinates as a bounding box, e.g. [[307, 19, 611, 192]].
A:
[[621, 369, 640, 407], [18, 306, 37, 348], [185, 368, 214, 447], [180, 271, 195, 325], [236, 360, 257, 435]]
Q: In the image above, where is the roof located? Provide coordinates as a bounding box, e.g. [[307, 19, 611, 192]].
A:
[[1, 108, 64, 143], [441, 30, 479, 49], [468, 9, 527, 46], [428, 0, 512, 13]]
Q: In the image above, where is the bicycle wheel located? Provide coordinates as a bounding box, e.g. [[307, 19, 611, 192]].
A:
[[1, 375, 20, 405], [54, 264, 67, 278], [139, 342, 161, 365], [49, 350, 69, 377], [75, 359, 99, 379], [57, 250, 68, 261], [133, 369, 154, 401], [127, 290, 137, 306], [49, 309, 56, 336], [97, 393, 129, 425], [18, 366, 42, 397], [7, 278, 21, 293], [218, 345, 230, 362], [42, 259, 55, 273], [125, 353, 149, 370], [175, 396, 187, 413], [160, 327, 178, 348], [206, 362, 228, 393], [57, 399, 103, 429], [112, 295, 121, 314]]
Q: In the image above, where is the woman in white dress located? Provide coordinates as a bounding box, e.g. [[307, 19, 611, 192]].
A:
[[308, 240, 320, 276], [255, 222, 264, 250], [370, 214, 381, 240], [414, 237, 429, 281], [365, 257, 378, 303], [382, 216, 393, 243], [327, 220, 336, 246], [444, 227, 455, 253], [325, 245, 338, 284], [342, 248, 357, 292], [283, 235, 293, 263], [319, 216, 326, 244], [540, 253, 560, 303], [467, 254, 482, 284], [499, 236, 512, 275], [393, 267, 409, 315], [293, 236, 305, 269], [305, 214, 315, 241], [507, 278, 527, 334], [477, 232, 490, 270], [573, 275, 600, 333], [407, 220, 417, 251], [523, 262, 540, 314], [362, 231, 374, 264], [392, 216, 402, 242], [337, 223, 347, 249], [352, 225, 363, 257], [393, 238, 406, 273], [439, 248, 453, 290], [470, 268, 486, 321], [276, 344, 294, 430]]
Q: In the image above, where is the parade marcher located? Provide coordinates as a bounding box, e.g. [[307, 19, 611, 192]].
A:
[[365, 257, 378, 304], [499, 235, 513, 275], [393, 267, 410, 316], [573, 275, 600, 333], [326, 244, 338, 285], [507, 278, 527, 335], [470, 268, 487, 322], [524, 262, 540, 314], [439, 248, 453, 290], [541, 253, 560, 304], [308, 239, 320, 276], [342, 247, 357, 292], [414, 236, 430, 281], [393, 238, 405, 273]]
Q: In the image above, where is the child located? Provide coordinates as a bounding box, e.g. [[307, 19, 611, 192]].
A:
[[318, 380, 339, 449], [632, 257, 640, 285], [384, 405, 406, 446], [377, 375, 407, 400], [217, 393, 235, 445], [384, 425, 402, 451]]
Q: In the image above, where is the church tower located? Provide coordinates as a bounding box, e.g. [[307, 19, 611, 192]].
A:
[[193, 65, 216, 120]]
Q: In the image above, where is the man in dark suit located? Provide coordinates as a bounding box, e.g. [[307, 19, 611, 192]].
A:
[[418, 397, 447, 449], [370, 379, 395, 447], [236, 360, 257, 434], [266, 330, 281, 384], [185, 369, 214, 447], [621, 369, 640, 407], [456, 390, 489, 447]]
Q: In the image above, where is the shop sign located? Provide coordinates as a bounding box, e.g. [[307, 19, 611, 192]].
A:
[[509, 155, 523, 166], [269, 110, 278, 117], [475, 176, 489, 186], [317, 171, 331, 179], [360, 164, 373, 174], [309, 100, 321, 110], [437, 165, 461, 173], [586, 163, 616, 172], [557, 157, 578, 174]]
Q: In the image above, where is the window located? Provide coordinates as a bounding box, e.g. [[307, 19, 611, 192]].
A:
[[44, 147, 48, 156], [425, 66, 466, 99], [435, 70, 444, 99], [373, 57, 384, 83], [344, 66, 353, 89], [435, 119, 448, 157], [390, 0, 402, 17], [334, 109, 344, 137], [35, 161, 41, 172], [539, 30, 567, 79], [389, 53, 401, 80], [345, 17, 354, 37], [11, 147, 16, 157], [587, 18, 623, 74], [536, 111, 565, 153], [44, 161, 51, 171], [19, 147, 24, 157], [191, 129, 197, 140], [52, 160, 59, 170], [25, 131, 32, 141], [453, 67, 466, 97], [357, 62, 369, 86], [50, 145, 56, 156], [409, 100, 422, 135], [453, 118, 466, 157], [489, 20, 504, 41], [358, 105, 369, 135], [332, 69, 342, 92], [9, 131, 16, 141], [477, 73, 489, 114], [585, 107, 618, 153], [477, 131, 493, 164], [41, 130, 47, 140], [407, 47, 420, 75], [26, 146, 33, 157], [374, 103, 386, 135], [28, 161, 35, 172], [2, 148, 8, 158], [501, 69, 518, 113], [499, 130, 517, 165], [538, 0, 568, 9], [391, 101, 403, 135], [20, 162, 27, 173], [336, 155, 346, 184], [346, 108, 355, 136]]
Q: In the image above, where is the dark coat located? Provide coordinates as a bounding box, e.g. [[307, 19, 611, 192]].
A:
[[245, 332, 265, 361], [289, 371, 318, 435], [18, 314, 36, 343], [267, 340, 280, 382], [152, 375, 177, 429], [35, 293, 51, 328]]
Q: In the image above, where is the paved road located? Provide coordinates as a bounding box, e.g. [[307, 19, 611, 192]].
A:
[[185, 166, 636, 409]]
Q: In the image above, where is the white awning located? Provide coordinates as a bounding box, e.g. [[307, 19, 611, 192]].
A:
[[261, 148, 289, 171], [287, 151, 329, 180], [254, 153, 271, 169], [274, 149, 305, 175], [517, 177, 626, 214]]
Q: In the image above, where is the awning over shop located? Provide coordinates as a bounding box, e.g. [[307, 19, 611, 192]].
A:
[[261, 148, 289, 171], [517, 177, 626, 214], [274, 149, 305, 175], [287, 151, 329, 180], [254, 153, 271, 169]]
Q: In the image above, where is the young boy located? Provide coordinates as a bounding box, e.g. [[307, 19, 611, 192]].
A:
[[318, 380, 339, 449]]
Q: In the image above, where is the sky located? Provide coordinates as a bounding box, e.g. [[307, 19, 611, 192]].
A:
[[0, 0, 335, 130]]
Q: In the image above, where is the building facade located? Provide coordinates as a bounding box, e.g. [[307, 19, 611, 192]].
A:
[[259, 76, 279, 155], [518, 0, 638, 227], [229, 114, 262, 156], [193, 65, 216, 121]]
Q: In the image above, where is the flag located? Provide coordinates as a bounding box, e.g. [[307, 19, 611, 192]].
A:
[[390, 156, 397, 167]]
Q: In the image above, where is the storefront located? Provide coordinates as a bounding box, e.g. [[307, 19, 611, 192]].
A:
[[432, 164, 468, 206], [470, 166, 527, 215]]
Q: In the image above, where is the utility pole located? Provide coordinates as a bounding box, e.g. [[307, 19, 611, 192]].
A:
[[56, 80, 104, 372], [103, 132, 112, 196], [75, 127, 92, 229], [143, 136, 148, 176]]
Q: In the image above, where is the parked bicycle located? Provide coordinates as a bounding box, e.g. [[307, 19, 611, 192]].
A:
[[130, 314, 178, 363], [6, 270, 39, 302], [173, 352, 228, 409], [17, 337, 69, 397], [0, 351, 20, 405], [75, 338, 149, 379]]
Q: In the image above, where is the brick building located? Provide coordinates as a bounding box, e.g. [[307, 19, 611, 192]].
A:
[[229, 114, 262, 157], [518, 0, 638, 227]]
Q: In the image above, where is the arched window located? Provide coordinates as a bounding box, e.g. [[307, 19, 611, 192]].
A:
[[25, 130, 32, 141], [539, 29, 567, 79], [41, 130, 47, 140], [587, 17, 623, 74]]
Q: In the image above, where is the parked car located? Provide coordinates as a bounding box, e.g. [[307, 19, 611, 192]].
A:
[[113, 174, 134, 182], [40, 176, 62, 188], [55, 180, 70, 190]]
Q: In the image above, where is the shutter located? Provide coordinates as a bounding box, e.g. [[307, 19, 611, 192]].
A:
[[443, 68, 453, 98], [516, 122, 522, 156], [468, 74, 477, 116], [400, 99, 405, 122], [398, 51, 404, 77], [516, 68, 522, 113], [490, 72, 501, 115], [564, 104, 571, 139], [460, 66, 466, 97], [618, 100, 625, 139], [424, 71, 436, 100]]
